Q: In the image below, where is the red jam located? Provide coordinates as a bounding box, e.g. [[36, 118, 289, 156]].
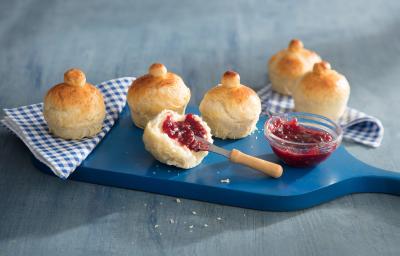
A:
[[268, 117, 337, 167], [162, 114, 208, 152]]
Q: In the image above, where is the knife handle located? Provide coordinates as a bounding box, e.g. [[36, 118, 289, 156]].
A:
[[230, 149, 283, 178]]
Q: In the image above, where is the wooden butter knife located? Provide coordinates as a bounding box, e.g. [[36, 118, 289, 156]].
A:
[[195, 136, 283, 178]]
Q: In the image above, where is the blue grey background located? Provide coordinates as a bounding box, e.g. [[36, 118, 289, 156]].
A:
[[1, 0, 399, 255]]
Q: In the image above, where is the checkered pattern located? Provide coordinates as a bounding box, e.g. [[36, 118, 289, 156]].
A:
[[257, 84, 384, 147], [1, 77, 135, 179]]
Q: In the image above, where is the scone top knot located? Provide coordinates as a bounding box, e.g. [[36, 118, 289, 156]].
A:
[[300, 60, 347, 89], [221, 70, 240, 88], [313, 61, 331, 74], [288, 39, 304, 52], [64, 68, 86, 87], [149, 63, 168, 78]]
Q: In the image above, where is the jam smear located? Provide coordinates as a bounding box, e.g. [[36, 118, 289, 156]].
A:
[[268, 117, 336, 167], [162, 114, 208, 152]]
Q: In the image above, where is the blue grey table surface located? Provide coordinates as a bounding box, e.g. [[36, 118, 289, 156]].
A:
[[1, 0, 400, 255]]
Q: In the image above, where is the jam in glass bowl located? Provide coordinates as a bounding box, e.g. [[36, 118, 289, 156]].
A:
[[264, 112, 343, 168]]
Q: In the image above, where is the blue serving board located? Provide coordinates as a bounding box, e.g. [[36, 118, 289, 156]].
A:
[[33, 106, 400, 211]]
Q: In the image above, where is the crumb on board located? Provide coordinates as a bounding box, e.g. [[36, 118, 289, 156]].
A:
[[189, 225, 194, 229], [204, 224, 208, 227], [192, 211, 197, 215], [154, 224, 159, 228], [217, 217, 222, 221], [170, 219, 175, 224], [176, 198, 181, 203], [220, 178, 230, 184]]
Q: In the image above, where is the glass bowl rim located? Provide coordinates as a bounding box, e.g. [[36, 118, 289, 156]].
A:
[[264, 112, 343, 147]]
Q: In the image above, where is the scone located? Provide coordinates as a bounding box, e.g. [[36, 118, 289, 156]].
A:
[[199, 70, 261, 139], [127, 63, 191, 129], [143, 110, 213, 169], [293, 61, 350, 121], [43, 68, 106, 140], [268, 39, 321, 95]]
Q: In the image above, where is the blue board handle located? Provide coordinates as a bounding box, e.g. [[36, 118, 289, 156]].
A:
[[352, 162, 400, 195]]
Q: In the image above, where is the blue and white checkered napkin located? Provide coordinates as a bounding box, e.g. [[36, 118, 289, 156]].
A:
[[257, 84, 384, 147], [1, 77, 135, 179]]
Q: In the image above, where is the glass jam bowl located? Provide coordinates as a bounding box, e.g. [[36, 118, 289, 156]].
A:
[[264, 112, 343, 168]]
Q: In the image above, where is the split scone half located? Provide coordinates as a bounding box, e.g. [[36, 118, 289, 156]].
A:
[[143, 110, 213, 169]]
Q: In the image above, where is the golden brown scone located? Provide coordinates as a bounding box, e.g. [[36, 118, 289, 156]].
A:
[[268, 39, 321, 95], [199, 70, 261, 139], [143, 110, 212, 169], [293, 61, 350, 121], [43, 68, 106, 139], [127, 63, 191, 129]]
